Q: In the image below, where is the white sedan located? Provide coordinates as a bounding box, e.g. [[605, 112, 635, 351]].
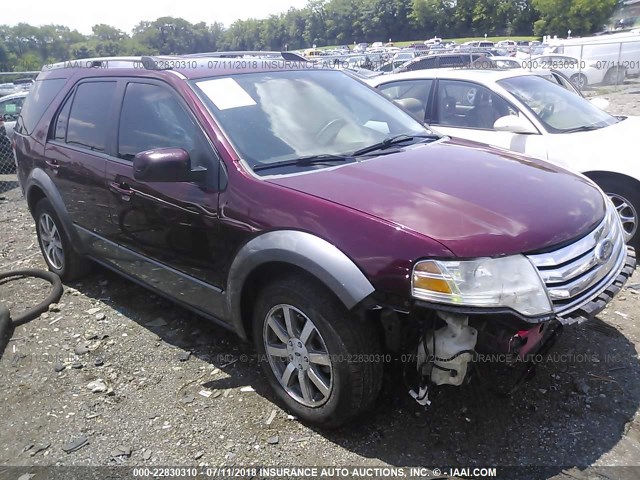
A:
[[367, 68, 640, 247], [522, 54, 609, 89]]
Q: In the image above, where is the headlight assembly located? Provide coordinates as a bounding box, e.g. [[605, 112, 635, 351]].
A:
[[412, 255, 552, 317]]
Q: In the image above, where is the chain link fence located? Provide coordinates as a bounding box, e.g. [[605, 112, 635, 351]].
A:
[[0, 76, 31, 195], [520, 37, 640, 94], [0, 117, 18, 196]]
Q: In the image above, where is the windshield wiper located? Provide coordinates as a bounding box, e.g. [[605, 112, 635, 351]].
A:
[[252, 154, 352, 172], [252, 133, 442, 172], [562, 125, 604, 133], [351, 133, 440, 156]]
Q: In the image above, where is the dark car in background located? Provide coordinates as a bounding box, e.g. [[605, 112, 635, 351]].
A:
[[13, 54, 635, 427], [398, 52, 490, 72]]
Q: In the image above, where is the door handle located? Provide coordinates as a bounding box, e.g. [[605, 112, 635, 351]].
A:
[[45, 159, 59, 169], [109, 181, 134, 201]]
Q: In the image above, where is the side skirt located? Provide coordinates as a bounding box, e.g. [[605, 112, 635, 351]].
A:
[[76, 226, 234, 334]]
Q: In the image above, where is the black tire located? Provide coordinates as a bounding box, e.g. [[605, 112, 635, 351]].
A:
[[34, 198, 90, 281], [594, 177, 640, 250], [253, 273, 383, 428], [604, 66, 625, 85]]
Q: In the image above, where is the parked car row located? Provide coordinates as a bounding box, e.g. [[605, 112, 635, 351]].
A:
[[12, 53, 635, 428], [342, 35, 640, 91], [371, 49, 634, 88], [0, 78, 35, 97]]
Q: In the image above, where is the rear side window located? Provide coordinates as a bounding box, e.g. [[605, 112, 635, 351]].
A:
[[406, 57, 437, 71], [438, 56, 467, 68], [15, 78, 65, 134], [378, 79, 433, 121], [66, 82, 117, 152]]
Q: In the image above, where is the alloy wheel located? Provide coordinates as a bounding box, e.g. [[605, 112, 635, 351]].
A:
[[607, 192, 638, 243], [572, 74, 587, 90], [38, 213, 65, 270], [263, 304, 333, 407]]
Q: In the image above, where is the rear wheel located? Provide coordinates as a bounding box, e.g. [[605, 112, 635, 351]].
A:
[[253, 273, 383, 428], [35, 198, 90, 281], [604, 66, 626, 85]]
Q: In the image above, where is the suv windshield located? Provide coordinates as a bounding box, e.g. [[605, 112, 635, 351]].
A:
[[498, 75, 618, 133], [192, 70, 429, 172]]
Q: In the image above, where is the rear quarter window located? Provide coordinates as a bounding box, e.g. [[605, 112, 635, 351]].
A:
[[15, 78, 66, 135]]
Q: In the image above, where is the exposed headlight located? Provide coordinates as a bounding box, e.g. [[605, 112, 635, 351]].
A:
[[412, 255, 552, 316]]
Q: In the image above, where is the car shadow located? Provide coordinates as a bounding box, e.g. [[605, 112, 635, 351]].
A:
[[70, 265, 640, 478]]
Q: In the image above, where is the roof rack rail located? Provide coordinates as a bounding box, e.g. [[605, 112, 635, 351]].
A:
[[41, 56, 153, 71], [184, 51, 309, 62], [41, 52, 309, 71]]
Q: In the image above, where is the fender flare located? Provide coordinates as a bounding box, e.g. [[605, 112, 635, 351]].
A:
[[25, 168, 86, 254], [226, 230, 375, 339]]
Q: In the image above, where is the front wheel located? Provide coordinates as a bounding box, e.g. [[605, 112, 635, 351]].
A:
[[253, 274, 383, 428], [594, 177, 640, 249], [570, 73, 588, 90]]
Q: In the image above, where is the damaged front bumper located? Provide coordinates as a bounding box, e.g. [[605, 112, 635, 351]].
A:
[[402, 246, 636, 402]]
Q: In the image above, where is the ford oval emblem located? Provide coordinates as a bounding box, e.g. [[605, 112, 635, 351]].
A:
[[595, 239, 614, 265]]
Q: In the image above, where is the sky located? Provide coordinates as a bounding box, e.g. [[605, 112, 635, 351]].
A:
[[3, 0, 310, 35]]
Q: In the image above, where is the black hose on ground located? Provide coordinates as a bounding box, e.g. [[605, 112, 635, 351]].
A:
[[0, 269, 63, 359]]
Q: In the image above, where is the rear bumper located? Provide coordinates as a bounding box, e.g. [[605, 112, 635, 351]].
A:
[[557, 246, 636, 325]]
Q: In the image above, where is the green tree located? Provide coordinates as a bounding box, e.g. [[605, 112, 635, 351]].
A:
[[532, 0, 618, 36], [410, 0, 453, 38], [92, 24, 127, 42], [325, 0, 361, 44], [303, 0, 328, 46]]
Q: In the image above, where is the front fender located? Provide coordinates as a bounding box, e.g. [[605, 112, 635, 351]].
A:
[[227, 230, 375, 339]]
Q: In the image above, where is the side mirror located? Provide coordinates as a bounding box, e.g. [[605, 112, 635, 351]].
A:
[[493, 115, 537, 134], [133, 148, 207, 183], [590, 98, 610, 110]]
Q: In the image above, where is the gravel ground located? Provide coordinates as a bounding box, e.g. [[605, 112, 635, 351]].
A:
[[1, 86, 640, 480]]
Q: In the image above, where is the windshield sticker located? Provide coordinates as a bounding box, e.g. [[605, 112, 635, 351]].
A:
[[198, 78, 257, 110], [4, 104, 17, 113], [364, 120, 390, 134]]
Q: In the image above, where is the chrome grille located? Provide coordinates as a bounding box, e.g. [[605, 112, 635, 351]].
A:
[[527, 202, 627, 317]]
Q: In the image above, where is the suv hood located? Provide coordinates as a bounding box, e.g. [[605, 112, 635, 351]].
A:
[[267, 138, 606, 258]]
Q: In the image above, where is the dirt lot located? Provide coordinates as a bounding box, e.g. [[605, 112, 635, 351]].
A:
[[1, 87, 640, 480]]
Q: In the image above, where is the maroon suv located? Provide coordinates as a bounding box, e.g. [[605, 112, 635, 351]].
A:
[[13, 54, 635, 427]]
